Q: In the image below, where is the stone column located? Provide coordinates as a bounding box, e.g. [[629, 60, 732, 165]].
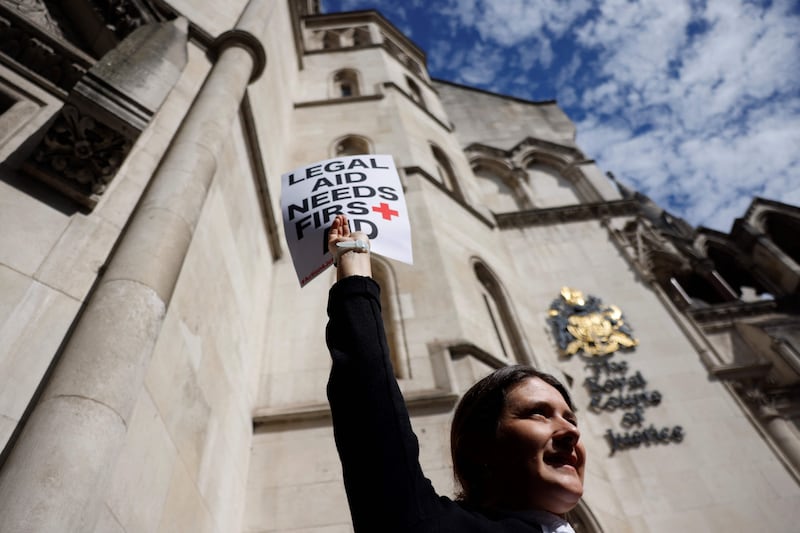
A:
[[761, 407, 800, 479], [0, 2, 269, 532]]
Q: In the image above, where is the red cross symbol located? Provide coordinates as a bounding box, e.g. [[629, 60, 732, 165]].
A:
[[372, 202, 399, 221]]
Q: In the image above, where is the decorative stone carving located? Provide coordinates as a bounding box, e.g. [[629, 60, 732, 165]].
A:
[[26, 104, 131, 200], [88, 0, 149, 40], [0, 0, 63, 37], [23, 17, 189, 208]]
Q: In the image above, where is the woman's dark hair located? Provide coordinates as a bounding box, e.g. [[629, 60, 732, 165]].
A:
[[450, 365, 575, 506]]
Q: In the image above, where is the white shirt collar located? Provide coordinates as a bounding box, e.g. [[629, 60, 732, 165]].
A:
[[524, 510, 576, 533]]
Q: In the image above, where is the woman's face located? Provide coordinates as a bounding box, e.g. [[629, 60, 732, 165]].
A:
[[489, 377, 586, 515]]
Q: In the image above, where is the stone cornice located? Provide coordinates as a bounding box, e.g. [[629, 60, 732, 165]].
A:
[[687, 299, 780, 325], [294, 93, 383, 108], [253, 389, 460, 430], [495, 199, 639, 228]]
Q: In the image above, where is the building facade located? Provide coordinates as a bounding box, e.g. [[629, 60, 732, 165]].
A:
[[0, 1, 798, 531]]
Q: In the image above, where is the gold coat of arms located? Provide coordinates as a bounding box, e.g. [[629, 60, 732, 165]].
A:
[[548, 287, 638, 357]]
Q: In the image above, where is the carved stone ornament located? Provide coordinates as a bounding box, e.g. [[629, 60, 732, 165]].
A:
[[0, 0, 63, 36], [24, 104, 131, 206], [548, 287, 638, 357], [21, 17, 188, 209]]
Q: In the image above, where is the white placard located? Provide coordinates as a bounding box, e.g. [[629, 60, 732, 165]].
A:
[[280, 154, 413, 286]]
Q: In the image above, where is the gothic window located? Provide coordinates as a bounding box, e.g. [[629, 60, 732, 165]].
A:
[[334, 135, 371, 157], [372, 258, 411, 379], [332, 69, 360, 98], [474, 261, 530, 364], [527, 161, 580, 208], [473, 163, 529, 212], [406, 76, 426, 109], [431, 143, 463, 198]]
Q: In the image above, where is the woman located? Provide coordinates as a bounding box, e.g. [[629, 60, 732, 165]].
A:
[[326, 215, 585, 533]]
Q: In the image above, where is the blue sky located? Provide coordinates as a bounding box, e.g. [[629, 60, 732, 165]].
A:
[[322, 0, 800, 232]]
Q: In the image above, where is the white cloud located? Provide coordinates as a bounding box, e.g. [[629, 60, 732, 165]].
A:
[[574, 0, 800, 230], [323, 0, 800, 231], [457, 44, 505, 84]]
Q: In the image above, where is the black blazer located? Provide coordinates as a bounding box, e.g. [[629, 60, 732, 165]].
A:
[[326, 277, 543, 532]]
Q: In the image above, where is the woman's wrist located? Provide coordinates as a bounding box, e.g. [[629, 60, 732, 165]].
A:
[[336, 249, 372, 280]]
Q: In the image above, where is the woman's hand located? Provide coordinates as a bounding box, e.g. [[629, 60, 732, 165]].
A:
[[328, 214, 372, 280]]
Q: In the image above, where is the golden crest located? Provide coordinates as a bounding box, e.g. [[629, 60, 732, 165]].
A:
[[548, 287, 638, 357]]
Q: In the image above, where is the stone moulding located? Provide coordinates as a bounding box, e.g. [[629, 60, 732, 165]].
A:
[[687, 299, 779, 326], [495, 199, 639, 228], [252, 389, 460, 430]]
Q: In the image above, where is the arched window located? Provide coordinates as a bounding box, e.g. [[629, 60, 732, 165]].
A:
[[406, 76, 426, 109], [473, 162, 530, 212], [372, 258, 411, 379], [332, 69, 360, 98], [334, 135, 371, 157], [527, 161, 580, 208], [474, 260, 532, 364], [431, 144, 463, 199]]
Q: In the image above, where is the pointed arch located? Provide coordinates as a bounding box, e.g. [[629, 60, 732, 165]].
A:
[[372, 256, 411, 379], [471, 157, 532, 212], [525, 158, 581, 208], [472, 258, 534, 365], [430, 143, 464, 200], [332, 134, 371, 157], [516, 144, 605, 205]]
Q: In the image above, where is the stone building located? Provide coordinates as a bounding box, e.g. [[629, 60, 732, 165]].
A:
[[0, 1, 798, 531]]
